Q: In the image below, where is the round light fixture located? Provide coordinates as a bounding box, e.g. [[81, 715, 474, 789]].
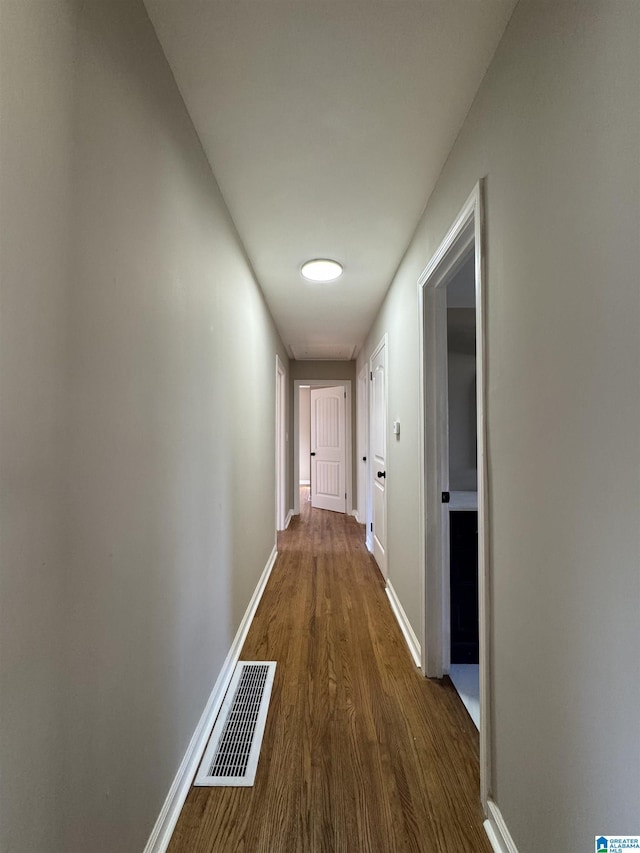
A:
[[300, 258, 343, 282]]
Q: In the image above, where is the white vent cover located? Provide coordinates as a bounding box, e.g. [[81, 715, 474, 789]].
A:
[[195, 661, 276, 787]]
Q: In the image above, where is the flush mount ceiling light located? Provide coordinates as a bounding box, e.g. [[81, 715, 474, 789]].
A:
[[300, 259, 343, 282]]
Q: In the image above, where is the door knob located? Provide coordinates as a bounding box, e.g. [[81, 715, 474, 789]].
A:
[[310, 452, 316, 456], [377, 470, 386, 479]]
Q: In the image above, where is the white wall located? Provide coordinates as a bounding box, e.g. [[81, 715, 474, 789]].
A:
[[0, 1, 288, 850], [358, 1, 640, 850], [299, 388, 311, 482]]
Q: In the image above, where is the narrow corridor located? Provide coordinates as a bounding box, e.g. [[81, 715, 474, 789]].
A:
[[168, 491, 489, 852]]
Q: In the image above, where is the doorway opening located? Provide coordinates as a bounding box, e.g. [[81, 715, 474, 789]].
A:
[[298, 385, 312, 488], [446, 251, 479, 728], [418, 181, 490, 809], [293, 379, 353, 516]]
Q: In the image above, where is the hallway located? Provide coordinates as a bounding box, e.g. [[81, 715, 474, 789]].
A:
[[3, 3, 638, 850], [168, 492, 490, 852]]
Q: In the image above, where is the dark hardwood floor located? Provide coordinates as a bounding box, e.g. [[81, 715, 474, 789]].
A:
[[168, 489, 490, 853]]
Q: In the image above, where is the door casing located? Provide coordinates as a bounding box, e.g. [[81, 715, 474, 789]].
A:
[[293, 379, 353, 517], [417, 180, 490, 810]]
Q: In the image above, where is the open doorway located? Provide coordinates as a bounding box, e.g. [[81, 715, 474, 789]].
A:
[[293, 379, 353, 516], [300, 385, 347, 513], [299, 386, 312, 503], [418, 181, 490, 809], [446, 252, 479, 728]]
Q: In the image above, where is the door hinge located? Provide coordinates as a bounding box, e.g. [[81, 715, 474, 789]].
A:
[[345, 492, 347, 499], [370, 522, 373, 532], [344, 391, 346, 398], [442, 491, 450, 503], [370, 371, 373, 381]]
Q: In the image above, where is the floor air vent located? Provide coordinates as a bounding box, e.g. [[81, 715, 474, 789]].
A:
[[195, 661, 276, 787]]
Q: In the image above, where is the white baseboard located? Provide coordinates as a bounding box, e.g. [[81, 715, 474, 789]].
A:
[[143, 544, 278, 853], [284, 509, 294, 528], [385, 581, 421, 668], [484, 800, 519, 853], [352, 509, 360, 522]]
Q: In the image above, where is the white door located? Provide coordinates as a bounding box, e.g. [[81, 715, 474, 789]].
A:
[[310, 386, 346, 513], [370, 338, 387, 576], [356, 366, 368, 525]]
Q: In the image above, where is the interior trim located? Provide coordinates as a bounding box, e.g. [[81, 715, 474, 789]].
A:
[[484, 800, 520, 853], [386, 580, 421, 668]]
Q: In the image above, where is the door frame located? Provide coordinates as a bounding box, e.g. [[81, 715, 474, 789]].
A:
[[417, 180, 490, 809], [368, 334, 388, 573], [275, 355, 288, 531], [293, 379, 352, 516]]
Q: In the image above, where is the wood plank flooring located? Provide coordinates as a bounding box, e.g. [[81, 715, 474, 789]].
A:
[[168, 490, 490, 853]]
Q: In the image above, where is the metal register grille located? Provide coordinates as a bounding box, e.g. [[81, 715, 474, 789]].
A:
[[195, 661, 276, 787]]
